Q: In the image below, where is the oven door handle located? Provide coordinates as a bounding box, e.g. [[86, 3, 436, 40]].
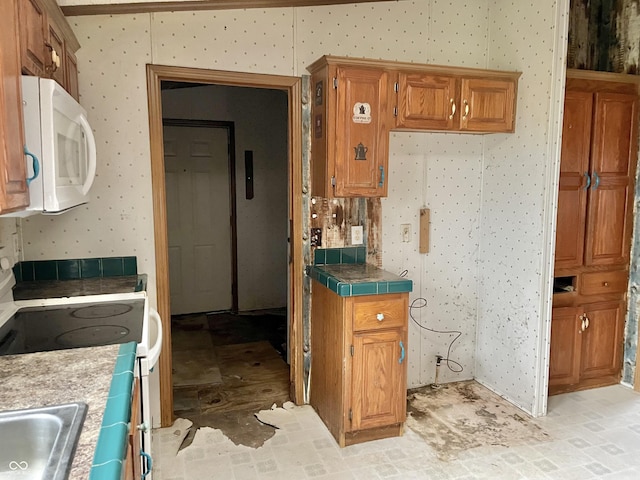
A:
[[147, 308, 163, 370]]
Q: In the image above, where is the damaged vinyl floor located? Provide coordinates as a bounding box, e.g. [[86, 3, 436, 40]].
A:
[[171, 311, 290, 448], [154, 382, 640, 479], [406, 381, 550, 461]]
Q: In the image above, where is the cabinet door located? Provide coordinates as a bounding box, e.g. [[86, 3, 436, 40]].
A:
[[64, 46, 79, 100], [46, 18, 65, 87], [350, 329, 405, 431], [395, 72, 457, 130], [0, 0, 30, 213], [18, 0, 47, 77], [548, 307, 582, 387], [334, 66, 389, 197], [585, 92, 638, 266], [580, 301, 625, 380], [459, 77, 516, 132], [125, 378, 142, 480], [555, 91, 592, 270]]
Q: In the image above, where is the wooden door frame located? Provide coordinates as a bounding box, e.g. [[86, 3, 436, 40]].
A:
[[147, 64, 303, 427], [162, 118, 239, 313]]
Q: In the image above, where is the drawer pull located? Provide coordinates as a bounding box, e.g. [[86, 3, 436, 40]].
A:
[[376, 313, 385, 321], [603, 282, 609, 287]]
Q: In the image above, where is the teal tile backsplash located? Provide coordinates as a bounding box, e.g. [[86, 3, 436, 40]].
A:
[[314, 247, 366, 265], [13, 257, 138, 282]]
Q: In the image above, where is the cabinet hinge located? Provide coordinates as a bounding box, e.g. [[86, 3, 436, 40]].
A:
[[350, 344, 354, 356], [394, 82, 399, 92], [333, 77, 338, 89], [331, 176, 336, 187], [348, 409, 353, 422]]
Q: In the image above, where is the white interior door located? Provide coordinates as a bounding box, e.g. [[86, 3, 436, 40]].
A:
[[164, 124, 232, 315]]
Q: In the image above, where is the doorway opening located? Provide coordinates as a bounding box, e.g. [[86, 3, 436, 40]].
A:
[[147, 65, 304, 428]]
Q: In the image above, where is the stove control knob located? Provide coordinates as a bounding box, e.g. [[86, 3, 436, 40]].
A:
[[0, 257, 10, 271]]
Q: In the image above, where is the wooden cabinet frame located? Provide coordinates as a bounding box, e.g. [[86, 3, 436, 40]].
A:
[[310, 283, 408, 447], [551, 70, 640, 395]]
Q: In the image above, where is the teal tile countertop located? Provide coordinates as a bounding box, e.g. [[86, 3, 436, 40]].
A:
[[309, 247, 412, 296], [90, 342, 137, 479]]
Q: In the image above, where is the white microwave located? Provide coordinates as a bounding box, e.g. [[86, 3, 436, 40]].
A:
[[12, 76, 96, 216]]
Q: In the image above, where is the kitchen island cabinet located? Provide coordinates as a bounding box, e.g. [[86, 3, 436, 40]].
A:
[[308, 254, 412, 447], [311, 283, 409, 446]]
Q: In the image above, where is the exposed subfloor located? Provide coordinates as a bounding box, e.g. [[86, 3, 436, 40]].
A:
[[170, 310, 290, 448], [154, 380, 640, 479]]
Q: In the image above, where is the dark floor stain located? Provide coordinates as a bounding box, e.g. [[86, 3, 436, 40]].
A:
[[172, 310, 289, 448]]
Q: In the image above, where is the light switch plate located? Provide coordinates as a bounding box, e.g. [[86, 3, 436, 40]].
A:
[[351, 225, 363, 245]]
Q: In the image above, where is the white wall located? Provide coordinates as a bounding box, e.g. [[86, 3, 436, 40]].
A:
[[162, 85, 289, 311], [19, 0, 566, 411], [473, 0, 568, 414]]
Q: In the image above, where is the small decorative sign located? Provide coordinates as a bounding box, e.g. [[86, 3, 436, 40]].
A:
[[352, 102, 372, 124], [315, 81, 323, 106], [315, 115, 323, 138], [354, 142, 368, 160]]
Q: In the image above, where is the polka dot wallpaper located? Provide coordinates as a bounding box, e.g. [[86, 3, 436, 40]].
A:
[[15, 0, 568, 414]]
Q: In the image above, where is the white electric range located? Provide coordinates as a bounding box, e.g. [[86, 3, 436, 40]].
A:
[[0, 268, 162, 478]]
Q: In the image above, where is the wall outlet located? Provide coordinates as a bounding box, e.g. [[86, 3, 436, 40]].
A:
[[402, 224, 411, 243], [351, 225, 363, 245]]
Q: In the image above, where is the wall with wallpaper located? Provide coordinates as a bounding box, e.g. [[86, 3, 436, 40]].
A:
[[162, 85, 289, 312], [20, 0, 566, 414]]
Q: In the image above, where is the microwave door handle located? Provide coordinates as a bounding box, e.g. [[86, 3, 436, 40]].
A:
[[23, 146, 40, 185], [78, 113, 97, 195]]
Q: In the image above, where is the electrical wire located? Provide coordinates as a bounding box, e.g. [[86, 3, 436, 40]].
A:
[[408, 298, 463, 373]]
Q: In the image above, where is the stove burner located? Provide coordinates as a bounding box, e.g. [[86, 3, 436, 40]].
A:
[[70, 303, 134, 319], [55, 325, 131, 347]]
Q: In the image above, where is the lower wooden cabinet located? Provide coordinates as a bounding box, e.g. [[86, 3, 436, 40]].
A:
[[549, 301, 625, 394], [310, 283, 408, 447], [125, 377, 142, 480]]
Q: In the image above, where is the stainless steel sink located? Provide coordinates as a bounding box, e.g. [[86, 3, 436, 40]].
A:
[[0, 402, 87, 479]]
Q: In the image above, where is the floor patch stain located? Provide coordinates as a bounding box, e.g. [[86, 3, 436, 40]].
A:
[[406, 380, 550, 461]]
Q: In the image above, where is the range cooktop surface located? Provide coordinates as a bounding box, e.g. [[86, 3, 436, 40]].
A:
[[0, 298, 145, 356]]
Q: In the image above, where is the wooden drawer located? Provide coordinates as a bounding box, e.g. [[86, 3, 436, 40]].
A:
[[352, 294, 406, 331], [581, 271, 628, 296]]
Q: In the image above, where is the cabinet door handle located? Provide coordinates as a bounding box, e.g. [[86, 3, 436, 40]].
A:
[[376, 313, 385, 321], [449, 98, 456, 119], [579, 314, 585, 333], [592, 171, 600, 190], [141, 451, 153, 479], [23, 146, 40, 186], [462, 100, 470, 120], [583, 172, 591, 190], [378, 165, 385, 187], [398, 341, 405, 364], [584, 316, 590, 330]]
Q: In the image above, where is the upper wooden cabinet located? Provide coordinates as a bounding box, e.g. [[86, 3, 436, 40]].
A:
[[0, 0, 31, 213], [309, 58, 390, 198], [17, 0, 81, 100], [307, 56, 521, 198], [394, 72, 518, 133], [555, 79, 638, 271]]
